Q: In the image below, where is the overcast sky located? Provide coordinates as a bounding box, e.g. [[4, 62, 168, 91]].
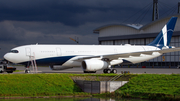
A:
[[0, 0, 179, 58]]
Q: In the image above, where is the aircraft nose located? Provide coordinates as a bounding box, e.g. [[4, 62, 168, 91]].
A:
[[4, 52, 20, 64], [4, 53, 15, 63], [4, 53, 11, 61]]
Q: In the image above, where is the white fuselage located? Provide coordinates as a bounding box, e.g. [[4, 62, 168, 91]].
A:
[[3, 17, 178, 72], [4, 44, 162, 67]]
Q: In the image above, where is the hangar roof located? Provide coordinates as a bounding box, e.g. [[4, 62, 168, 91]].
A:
[[140, 15, 176, 30], [94, 14, 180, 34], [93, 24, 139, 34]]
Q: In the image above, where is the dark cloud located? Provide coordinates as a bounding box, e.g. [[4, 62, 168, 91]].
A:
[[0, 20, 100, 58], [0, 0, 178, 26], [0, 0, 179, 58]]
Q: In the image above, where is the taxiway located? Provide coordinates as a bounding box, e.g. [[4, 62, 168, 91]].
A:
[[11, 66, 180, 74]]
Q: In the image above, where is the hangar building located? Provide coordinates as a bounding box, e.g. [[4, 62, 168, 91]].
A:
[[93, 15, 180, 68]]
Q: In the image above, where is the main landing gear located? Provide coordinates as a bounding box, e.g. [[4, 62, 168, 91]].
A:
[[103, 69, 117, 74]]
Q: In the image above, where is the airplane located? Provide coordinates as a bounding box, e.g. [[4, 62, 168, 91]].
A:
[[3, 17, 180, 73]]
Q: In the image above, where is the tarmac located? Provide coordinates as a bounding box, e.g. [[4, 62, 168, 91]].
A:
[[10, 66, 180, 74]]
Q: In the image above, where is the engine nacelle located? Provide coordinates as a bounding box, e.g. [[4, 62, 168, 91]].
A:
[[82, 59, 108, 71], [49, 65, 73, 70]]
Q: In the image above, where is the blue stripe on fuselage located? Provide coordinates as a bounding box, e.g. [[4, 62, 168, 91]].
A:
[[20, 56, 75, 66]]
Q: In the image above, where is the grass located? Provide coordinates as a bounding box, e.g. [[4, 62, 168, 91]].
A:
[[115, 74, 180, 100], [115, 74, 137, 81], [1, 73, 180, 100], [0, 73, 117, 97], [14, 70, 23, 72], [71, 73, 118, 81], [0, 74, 83, 97]]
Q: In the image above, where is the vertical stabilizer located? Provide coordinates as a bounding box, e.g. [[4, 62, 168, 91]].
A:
[[148, 17, 177, 47]]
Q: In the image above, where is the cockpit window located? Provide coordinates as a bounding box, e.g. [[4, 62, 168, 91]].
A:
[[9, 50, 19, 53]]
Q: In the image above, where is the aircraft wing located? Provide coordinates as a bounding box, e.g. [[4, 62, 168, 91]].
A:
[[73, 47, 180, 61], [103, 47, 180, 60]]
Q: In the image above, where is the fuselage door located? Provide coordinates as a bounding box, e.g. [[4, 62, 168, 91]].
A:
[[56, 48, 62, 56], [25, 48, 31, 56]]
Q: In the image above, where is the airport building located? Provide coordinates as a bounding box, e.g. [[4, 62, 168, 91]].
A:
[[93, 15, 180, 68]]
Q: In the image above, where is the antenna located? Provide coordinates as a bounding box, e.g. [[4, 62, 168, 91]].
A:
[[69, 37, 79, 44]]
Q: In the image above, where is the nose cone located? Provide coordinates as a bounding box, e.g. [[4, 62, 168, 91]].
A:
[[4, 53, 18, 63], [4, 53, 21, 64], [4, 53, 11, 62]]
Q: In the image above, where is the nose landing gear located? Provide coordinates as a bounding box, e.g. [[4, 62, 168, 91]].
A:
[[25, 68, 30, 73], [25, 64, 31, 73]]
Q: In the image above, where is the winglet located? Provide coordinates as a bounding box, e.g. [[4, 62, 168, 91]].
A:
[[148, 17, 177, 47]]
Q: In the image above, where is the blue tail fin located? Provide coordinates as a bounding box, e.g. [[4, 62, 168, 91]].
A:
[[148, 17, 177, 47]]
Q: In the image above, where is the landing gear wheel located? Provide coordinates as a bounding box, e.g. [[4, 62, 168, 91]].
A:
[[84, 71, 88, 73], [103, 69, 111, 73], [103, 69, 117, 74], [25, 69, 30, 73], [111, 69, 117, 74], [107, 69, 111, 73], [103, 69, 107, 73]]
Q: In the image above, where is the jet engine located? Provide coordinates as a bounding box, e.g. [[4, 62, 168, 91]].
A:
[[82, 59, 108, 71], [49, 65, 73, 70]]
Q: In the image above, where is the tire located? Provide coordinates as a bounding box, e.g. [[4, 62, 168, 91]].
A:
[[111, 69, 117, 74], [107, 69, 111, 73], [103, 69, 107, 73], [84, 71, 88, 73], [25, 70, 30, 73], [7, 71, 13, 73]]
